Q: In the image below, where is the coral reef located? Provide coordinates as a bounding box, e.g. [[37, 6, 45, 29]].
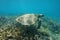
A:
[[0, 14, 60, 40]]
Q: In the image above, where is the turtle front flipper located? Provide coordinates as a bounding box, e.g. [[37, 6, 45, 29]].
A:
[[37, 21, 41, 29]]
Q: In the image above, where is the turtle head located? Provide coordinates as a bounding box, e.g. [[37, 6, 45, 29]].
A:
[[38, 14, 44, 18]]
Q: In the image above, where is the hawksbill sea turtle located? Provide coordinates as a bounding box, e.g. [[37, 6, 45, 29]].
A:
[[16, 14, 44, 28]]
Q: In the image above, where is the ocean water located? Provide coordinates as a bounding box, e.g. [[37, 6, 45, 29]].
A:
[[0, 0, 60, 20], [0, 0, 60, 40]]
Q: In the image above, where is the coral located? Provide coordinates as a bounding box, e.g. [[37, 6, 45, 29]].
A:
[[0, 14, 59, 40]]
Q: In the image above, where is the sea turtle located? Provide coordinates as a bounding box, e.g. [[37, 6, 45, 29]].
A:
[[16, 14, 44, 29]]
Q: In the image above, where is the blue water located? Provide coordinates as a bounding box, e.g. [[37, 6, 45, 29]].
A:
[[0, 0, 60, 21]]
